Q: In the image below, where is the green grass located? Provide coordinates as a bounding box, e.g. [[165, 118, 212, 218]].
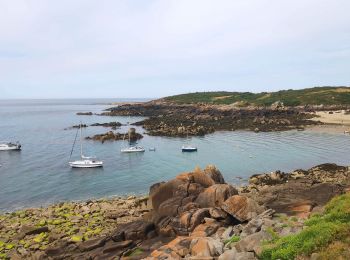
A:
[[260, 193, 350, 260], [224, 235, 240, 246], [163, 86, 350, 106]]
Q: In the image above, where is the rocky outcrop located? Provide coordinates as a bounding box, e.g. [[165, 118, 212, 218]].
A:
[[64, 124, 88, 130], [100, 103, 320, 137], [76, 112, 93, 115], [86, 128, 143, 143], [90, 122, 122, 129], [243, 163, 349, 218], [0, 196, 150, 259]]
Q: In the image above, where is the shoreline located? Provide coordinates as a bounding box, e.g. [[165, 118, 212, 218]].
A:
[[1, 163, 349, 259], [305, 110, 350, 134]]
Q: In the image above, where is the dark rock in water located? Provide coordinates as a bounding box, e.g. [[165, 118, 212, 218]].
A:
[[76, 112, 93, 115], [64, 124, 88, 130], [90, 122, 122, 128], [86, 128, 143, 143]]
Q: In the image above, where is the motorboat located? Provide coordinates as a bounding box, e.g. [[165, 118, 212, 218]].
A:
[[69, 123, 103, 168], [0, 142, 21, 151], [121, 146, 145, 153], [182, 145, 198, 152]]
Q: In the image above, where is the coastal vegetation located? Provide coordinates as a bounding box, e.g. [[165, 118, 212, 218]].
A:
[[162, 86, 350, 106], [260, 193, 350, 259]]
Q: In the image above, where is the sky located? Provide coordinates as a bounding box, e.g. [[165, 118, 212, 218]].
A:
[[0, 0, 349, 99]]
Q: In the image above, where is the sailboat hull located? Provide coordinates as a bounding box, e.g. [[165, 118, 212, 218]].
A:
[[69, 160, 103, 168], [121, 147, 145, 153]]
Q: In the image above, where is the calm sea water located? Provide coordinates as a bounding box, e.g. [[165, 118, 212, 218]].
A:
[[1, 99, 350, 212]]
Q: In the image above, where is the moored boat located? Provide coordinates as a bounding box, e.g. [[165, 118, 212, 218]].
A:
[[0, 142, 21, 151], [121, 128, 145, 153], [182, 145, 197, 152], [121, 146, 145, 153], [69, 123, 103, 168]]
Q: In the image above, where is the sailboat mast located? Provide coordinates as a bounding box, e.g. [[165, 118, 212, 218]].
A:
[[80, 122, 83, 158]]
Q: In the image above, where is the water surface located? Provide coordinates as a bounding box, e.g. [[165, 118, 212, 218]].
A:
[[1, 99, 349, 212]]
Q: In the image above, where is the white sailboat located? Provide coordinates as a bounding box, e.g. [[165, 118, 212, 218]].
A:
[[121, 129, 145, 153], [69, 123, 103, 168], [0, 141, 21, 151]]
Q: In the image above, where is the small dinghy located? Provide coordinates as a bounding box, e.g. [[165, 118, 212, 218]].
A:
[[149, 147, 156, 151], [0, 142, 21, 151], [182, 145, 198, 152], [69, 123, 103, 168]]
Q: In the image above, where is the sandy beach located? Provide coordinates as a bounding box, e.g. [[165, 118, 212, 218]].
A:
[[306, 110, 350, 134]]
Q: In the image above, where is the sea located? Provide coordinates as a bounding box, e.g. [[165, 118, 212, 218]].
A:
[[1, 98, 350, 212]]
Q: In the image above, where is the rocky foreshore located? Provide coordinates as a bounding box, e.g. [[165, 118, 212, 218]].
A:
[[0, 196, 149, 259], [101, 103, 319, 137], [1, 163, 349, 259]]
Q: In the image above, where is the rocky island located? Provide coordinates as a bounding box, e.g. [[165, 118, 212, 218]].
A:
[[86, 128, 143, 143], [99, 87, 350, 137], [1, 163, 349, 259]]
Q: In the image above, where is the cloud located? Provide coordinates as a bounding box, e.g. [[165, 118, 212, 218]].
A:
[[0, 0, 349, 98]]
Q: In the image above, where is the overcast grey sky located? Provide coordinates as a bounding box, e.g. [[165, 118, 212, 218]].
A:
[[0, 0, 349, 99]]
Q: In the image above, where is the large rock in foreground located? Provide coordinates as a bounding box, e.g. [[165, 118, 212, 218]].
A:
[[221, 195, 264, 222]]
